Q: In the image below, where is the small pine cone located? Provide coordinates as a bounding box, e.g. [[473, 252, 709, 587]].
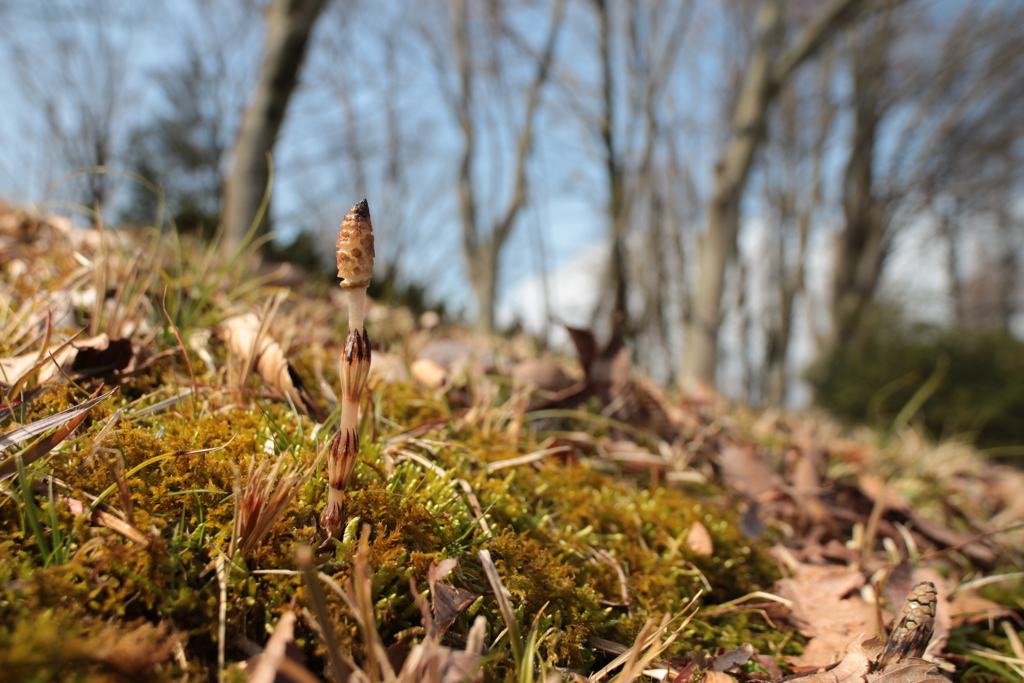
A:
[[336, 199, 375, 290]]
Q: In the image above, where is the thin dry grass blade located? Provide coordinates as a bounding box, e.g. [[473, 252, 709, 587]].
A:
[[248, 611, 323, 683], [588, 591, 702, 683], [478, 548, 523, 667], [351, 525, 397, 683], [0, 387, 117, 478], [298, 545, 353, 682], [61, 492, 147, 545]]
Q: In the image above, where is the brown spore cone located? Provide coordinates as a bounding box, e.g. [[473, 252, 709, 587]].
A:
[[336, 198, 375, 290]]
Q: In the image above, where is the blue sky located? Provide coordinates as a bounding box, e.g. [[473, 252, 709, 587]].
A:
[[2, 0, 1020, 402]]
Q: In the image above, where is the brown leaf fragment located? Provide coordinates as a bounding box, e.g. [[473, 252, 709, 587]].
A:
[[668, 654, 704, 683], [792, 448, 823, 490], [786, 638, 874, 683], [753, 654, 783, 679], [720, 445, 783, 500], [426, 558, 477, 637], [411, 358, 448, 388], [711, 643, 754, 672], [776, 561, 873, 669], [786, 584, 952, 683], [704, 672, 737, 683], [511, 358, 575, 394], [859, 474, 995, 565], [565, 325, 600, 375], [0, 333, 131, 388], [70, 336, 133, 375], [866, 659, 948, 683], [429, 557, 459, 586], [563, 326, 651, 432], [61, 493, 147, 546], [685, 521, 714, 557], [947, 589, 1016, 626], [431, 583, 477, 637]]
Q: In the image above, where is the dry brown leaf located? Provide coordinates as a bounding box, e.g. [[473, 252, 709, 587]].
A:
[[703, 671, 736, 683], [565, 326, 600, 374], [784, 579, 950, 683], [711, 643, 754, 672], [368, 351, 409, 386], [564, 326, 645, 430], [511, 358, 575, 394], [776, 562, 874, 669], [867, 659, 948, 683], [417, 338, 497, 376], [787, 637, 875, 683], [633, 375, 688, 433], [685, 521, 714, 557], [720, 445, 783, 500], [220, 313, 323, 421], [948, 589, 1015, 626], [753, 654, 783, 679], [0, 334, 132, 388], [599, 438, 667, 473], [858, 474, 995, 564], [792, 448, 822, 491], [62, 493, 147, 546], [411, 358, 447, 388], [427, 559, 477, 637]]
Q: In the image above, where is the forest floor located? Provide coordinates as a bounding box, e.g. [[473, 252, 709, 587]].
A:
[[1, 204, 1022, 683]]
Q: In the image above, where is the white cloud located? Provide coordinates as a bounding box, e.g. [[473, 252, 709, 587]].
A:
[[497, 240, 608, 350]]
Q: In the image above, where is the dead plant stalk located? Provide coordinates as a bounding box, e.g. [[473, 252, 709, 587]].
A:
[[321, 199, 374, 540]]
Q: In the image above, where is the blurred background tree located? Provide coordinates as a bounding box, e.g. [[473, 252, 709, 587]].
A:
[[808, 308, 1024, 454], [1, 0, 1022, 449]]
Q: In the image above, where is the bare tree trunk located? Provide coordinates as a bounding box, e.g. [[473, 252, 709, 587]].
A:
[[681, 0, 865, 394], [994, 202, 1019, 332], [591, 0, 629, 329], [827, 15, 893, 351], [936, 198, 966, 326], [221, 0, 329, 255], [18, 1, 131, 211], [588, 0, 691, 344], [765, 52, 834, 406], [682, 0, 783, 394], [450, 0, 565, 331]]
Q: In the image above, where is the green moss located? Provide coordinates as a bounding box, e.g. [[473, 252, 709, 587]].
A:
[[1, 250, 802, 682]]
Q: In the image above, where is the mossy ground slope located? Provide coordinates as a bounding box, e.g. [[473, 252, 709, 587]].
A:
[[1, 207, 1021, 682]]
